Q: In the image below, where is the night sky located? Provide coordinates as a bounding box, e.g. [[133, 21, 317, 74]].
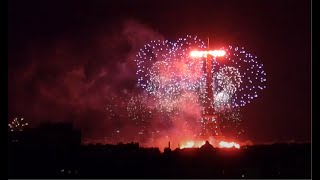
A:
[[8, 0, 311, 144]]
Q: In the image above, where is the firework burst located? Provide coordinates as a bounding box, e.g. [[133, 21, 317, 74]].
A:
[[103, 35, 267, 145], [133, 35, 267, 135], [8, 117, 29, 132], [214, 45, 267, 108]]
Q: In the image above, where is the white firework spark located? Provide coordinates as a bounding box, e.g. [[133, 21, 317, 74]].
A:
[[8, 117, 28, 132]]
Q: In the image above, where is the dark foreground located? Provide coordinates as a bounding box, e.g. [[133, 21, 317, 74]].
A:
[[8, 125, 311, 178], [9, 143, 311, 178]]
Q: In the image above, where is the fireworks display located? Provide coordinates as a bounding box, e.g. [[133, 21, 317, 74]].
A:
[[104, 35, 267, 148], [135, 36, 206, 113], [135, 35, 266, 112], [133, 35, 266, 138], [218, 45, 267, 108], [8, 117, 29, 132]]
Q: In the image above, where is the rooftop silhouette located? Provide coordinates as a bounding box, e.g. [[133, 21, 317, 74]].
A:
[[8, 122, 311, 178]]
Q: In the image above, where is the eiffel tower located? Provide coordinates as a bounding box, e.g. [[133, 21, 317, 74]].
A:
[[198, 38, 224, 143]]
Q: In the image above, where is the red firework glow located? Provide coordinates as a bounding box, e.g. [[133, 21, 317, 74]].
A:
[[219, 141, 240, 149], [131, 36, 266, 151], [179, 139, 240, 149]]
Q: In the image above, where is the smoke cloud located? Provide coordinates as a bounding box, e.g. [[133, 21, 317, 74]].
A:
[[9, 20, 206, 149]]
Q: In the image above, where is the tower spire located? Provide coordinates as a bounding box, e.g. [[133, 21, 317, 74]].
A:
[[200, 36, 223, 138]]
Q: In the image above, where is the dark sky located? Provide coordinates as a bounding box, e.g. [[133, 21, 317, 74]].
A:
[[8, 0, 311, 144]]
